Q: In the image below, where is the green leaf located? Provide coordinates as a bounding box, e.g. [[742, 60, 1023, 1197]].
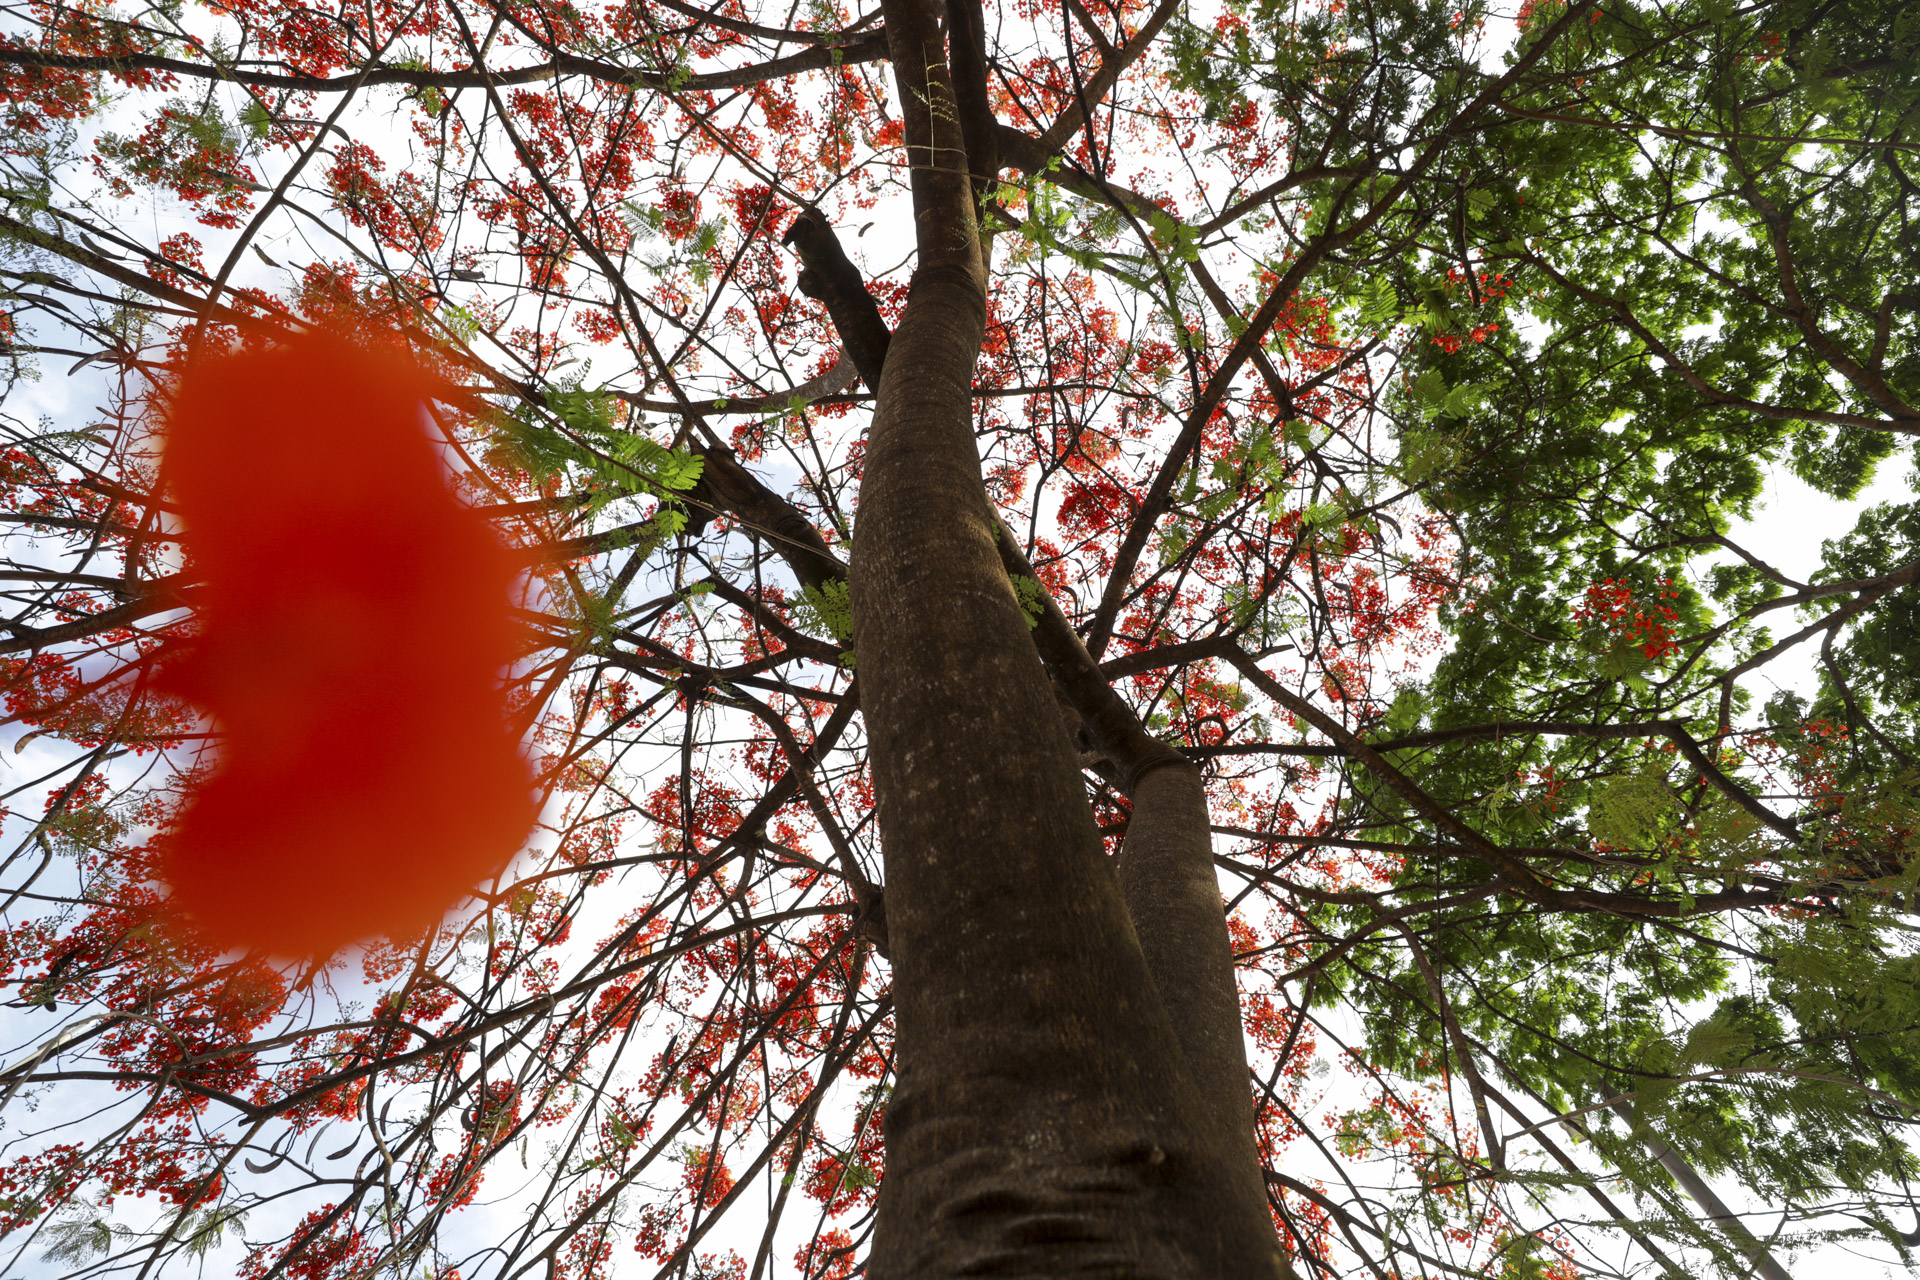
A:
[[1588, 772, 1675, 850], [42, 1212, 117, 1265], [238, 99, 272, 140], [793, 579, 854, 645], [1010, 574, 1045, 630], [491, 387, 704, 503], [1410, 367, 1448, 407], [1357, 274, 1400, 328]]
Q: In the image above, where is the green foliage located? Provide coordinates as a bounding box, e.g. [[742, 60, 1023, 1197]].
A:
[[42, 1211, 120, 1265], [621, 201, 729, 286], [1009, 575, 1045, 629], [1815, 495, 1920, 750], [181, 1207, 247, 1261], [1587, 770, 1675, 852], [237, 99, 272, 141], [1007, 179, 1183, 302], [792, 579, 854, 646], [490, 384, 703, 508]]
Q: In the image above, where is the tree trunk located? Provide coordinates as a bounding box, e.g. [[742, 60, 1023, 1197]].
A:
[[1113, 761, 1268, 1191], [851, 0, 1288, 1273], [994, 524, 1266, 1185]]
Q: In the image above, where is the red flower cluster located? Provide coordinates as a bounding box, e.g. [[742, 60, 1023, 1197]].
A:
[[1572, 577, 1682, 661]]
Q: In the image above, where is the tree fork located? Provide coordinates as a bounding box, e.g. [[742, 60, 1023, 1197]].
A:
[[850, 0, 1287, 1270], [763, 198, 1274, 1205], [942, 0, 1000, 204], [994, 524, 1266, 1182]]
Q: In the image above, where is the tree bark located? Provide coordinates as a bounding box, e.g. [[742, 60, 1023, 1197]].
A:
[[1112, 761, 1268, 1194], [851, 0, 1287, 1273], [771, 206, 1273, 1201], [783, 209, 893, 393], [942, 0, 1000, 203], [683, 443, 847, 591], [993, 527, 1266, 1185]]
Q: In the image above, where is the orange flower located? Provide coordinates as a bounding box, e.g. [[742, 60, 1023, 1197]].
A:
[[161, 334, 533, 955]]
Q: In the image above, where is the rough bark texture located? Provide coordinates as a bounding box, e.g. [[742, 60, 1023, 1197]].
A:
[[852, 0, 1288, 1273], [1113, 763, 1268, 1192], [995, 525, 1268, 1185]]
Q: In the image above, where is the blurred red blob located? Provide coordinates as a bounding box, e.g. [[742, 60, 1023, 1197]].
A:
[[161, 335, 534, 956]]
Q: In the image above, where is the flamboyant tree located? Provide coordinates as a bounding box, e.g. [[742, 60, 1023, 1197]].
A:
[[0, 0, 1916, 1276]]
